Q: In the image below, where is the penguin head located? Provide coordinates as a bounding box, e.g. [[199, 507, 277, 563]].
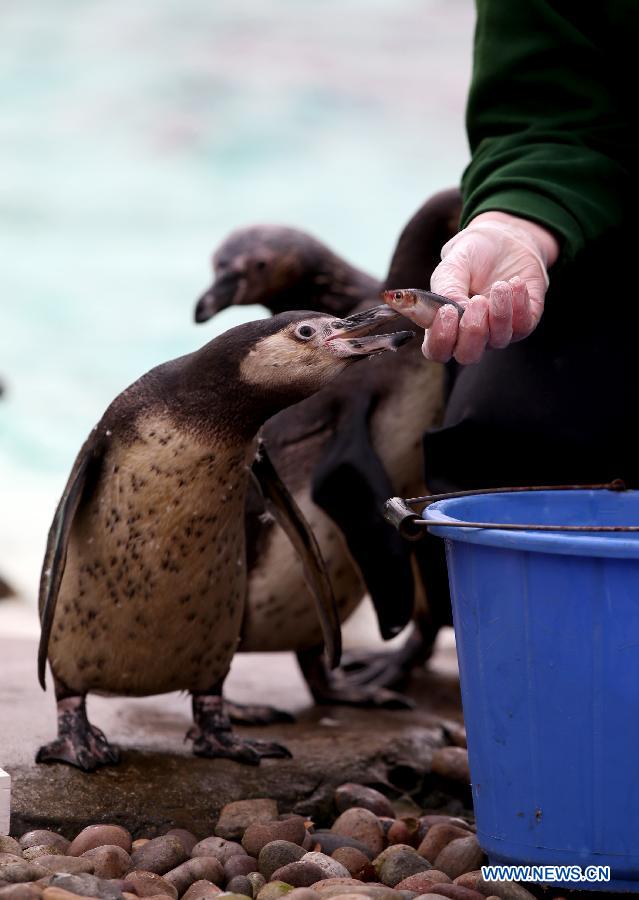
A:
[[238, 306, 414, 403], [175, 308, 413, 438], [195, 225, 335, 322]]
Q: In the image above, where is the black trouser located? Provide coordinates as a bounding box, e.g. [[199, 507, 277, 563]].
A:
[[418, 230, 637, 626]]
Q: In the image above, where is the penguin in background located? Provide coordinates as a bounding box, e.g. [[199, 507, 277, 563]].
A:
[[195, 189, 462, 711]]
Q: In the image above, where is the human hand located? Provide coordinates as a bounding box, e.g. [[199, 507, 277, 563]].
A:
[[415, 211, 559, 364]]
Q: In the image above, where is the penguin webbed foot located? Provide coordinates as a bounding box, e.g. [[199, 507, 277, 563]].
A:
[[225, 698, 295, 726], [339, 625, 437, 690], [189, 691, 292, 764], [297, 647, 415, 710], [188, 727, 292, 764], [36, 695, 120, 772]]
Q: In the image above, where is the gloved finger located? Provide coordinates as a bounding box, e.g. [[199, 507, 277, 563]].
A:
[[430, 254, 472, 304], [488, 281, 513, 349], [455, 294, 489, 365], [510, 275, 535, 340], [422, 303, 461, 363]]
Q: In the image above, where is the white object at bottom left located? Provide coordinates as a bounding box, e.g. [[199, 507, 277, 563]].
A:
[[0, 768, 10, 835]]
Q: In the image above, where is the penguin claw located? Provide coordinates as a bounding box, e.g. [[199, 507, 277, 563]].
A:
[[37, 693, 120, 771], [297, 647, 415, 710], [243, 738, 292, 759], [36, 727, 120, 772], [338, 650, 419, 689], [188, 728, 292, 764], [337, 627, 437, 690], [224, 699, 295, 726], [312, 684, 416, 710]]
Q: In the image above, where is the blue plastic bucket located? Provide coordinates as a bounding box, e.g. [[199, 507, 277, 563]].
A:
[[423, 489, 639, 892]]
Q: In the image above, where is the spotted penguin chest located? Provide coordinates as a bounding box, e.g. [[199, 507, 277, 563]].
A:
[[48, 424, 254, 697]]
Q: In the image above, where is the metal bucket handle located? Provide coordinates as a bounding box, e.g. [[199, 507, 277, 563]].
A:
[[383, 479, 639, 542]]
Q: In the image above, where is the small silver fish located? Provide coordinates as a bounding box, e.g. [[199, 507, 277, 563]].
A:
[[382, 288, 464, 328]]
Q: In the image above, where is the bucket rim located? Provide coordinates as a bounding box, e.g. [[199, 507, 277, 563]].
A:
[[423, 489, 639, 559]]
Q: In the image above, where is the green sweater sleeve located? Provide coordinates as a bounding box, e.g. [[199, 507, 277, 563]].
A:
[[461, 0, 632, 261]]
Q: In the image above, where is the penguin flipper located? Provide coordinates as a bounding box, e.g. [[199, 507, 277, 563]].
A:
[[38, 429, 105, 690], [311, 398, 415, 641], [252, 440, 342, 669]]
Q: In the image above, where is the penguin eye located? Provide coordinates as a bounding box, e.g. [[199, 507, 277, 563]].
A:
[[295, 324, 316, 340]]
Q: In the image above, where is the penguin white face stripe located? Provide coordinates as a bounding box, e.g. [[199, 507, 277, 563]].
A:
[[240, 330, 348, 391], [240, 313, 413, 389]]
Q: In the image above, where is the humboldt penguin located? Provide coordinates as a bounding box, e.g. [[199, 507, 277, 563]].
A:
[[196, 189, 462, 712], [37, 308, 412, 771], [195, 225, 377, 322]]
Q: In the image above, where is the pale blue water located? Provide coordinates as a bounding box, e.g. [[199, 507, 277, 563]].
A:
[[0, 0, 473, 597]]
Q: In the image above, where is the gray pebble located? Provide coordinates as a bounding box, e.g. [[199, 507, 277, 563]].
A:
[[247, 873, 266, 897], [410, 895, 449, 900], [49, 873, 122, 900], [223, 857, 258, 882], [258, 843, 306, 881], [379, 851, 432, 887], [192, 840, 247, 865], [0, 863, 51, 884], [216, 801, 279, 842], [181, 879, 224, 900], [269, 862, 326, 888], [19, 834, 69, 855], [68, 827, 132, 858], [80, 847, 131, 880], [220, 894, 259, 900], [255, 883, 295, 900], [22, 848, 63, 863], [0, 886, 42, 900], [130, 836, 188, 876], [304, 835, 373, 861], [299, 856, 348, 881], [477, 880, 536, 900], [330, 810, 384, 857], [165, 831, 198, 856], [243, 821, 307, 860], [226, 876, 252, 897], [434, 835, 483, 880], [164, 858, 224, 896], [36, 858, 94, 876], [125, 870, 178, 899], [334, 785, 395, 820], [311, 886, 397, 900], [429, 748, 470, 784]]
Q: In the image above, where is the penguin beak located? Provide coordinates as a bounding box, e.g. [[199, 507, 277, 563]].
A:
[[330, 304, 404, 338], [325, 305, 414, 357], [194, 272, 246, 322]]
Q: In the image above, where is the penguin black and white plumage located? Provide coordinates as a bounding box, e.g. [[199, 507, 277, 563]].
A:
[[196, 189, 463, 709], [37, 308, 413, 771]]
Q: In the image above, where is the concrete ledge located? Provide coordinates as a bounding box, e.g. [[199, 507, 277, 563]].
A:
[[1, 633, 462, 837]]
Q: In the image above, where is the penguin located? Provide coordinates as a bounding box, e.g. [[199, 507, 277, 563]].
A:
[[36, 307, 413, 771], [195, 189, 463, 713], [0, 575, 13, 600], [195, 225, 377, 323]]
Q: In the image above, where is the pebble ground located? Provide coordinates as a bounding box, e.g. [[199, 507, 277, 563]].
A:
[[0, 775, 591, 900]]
